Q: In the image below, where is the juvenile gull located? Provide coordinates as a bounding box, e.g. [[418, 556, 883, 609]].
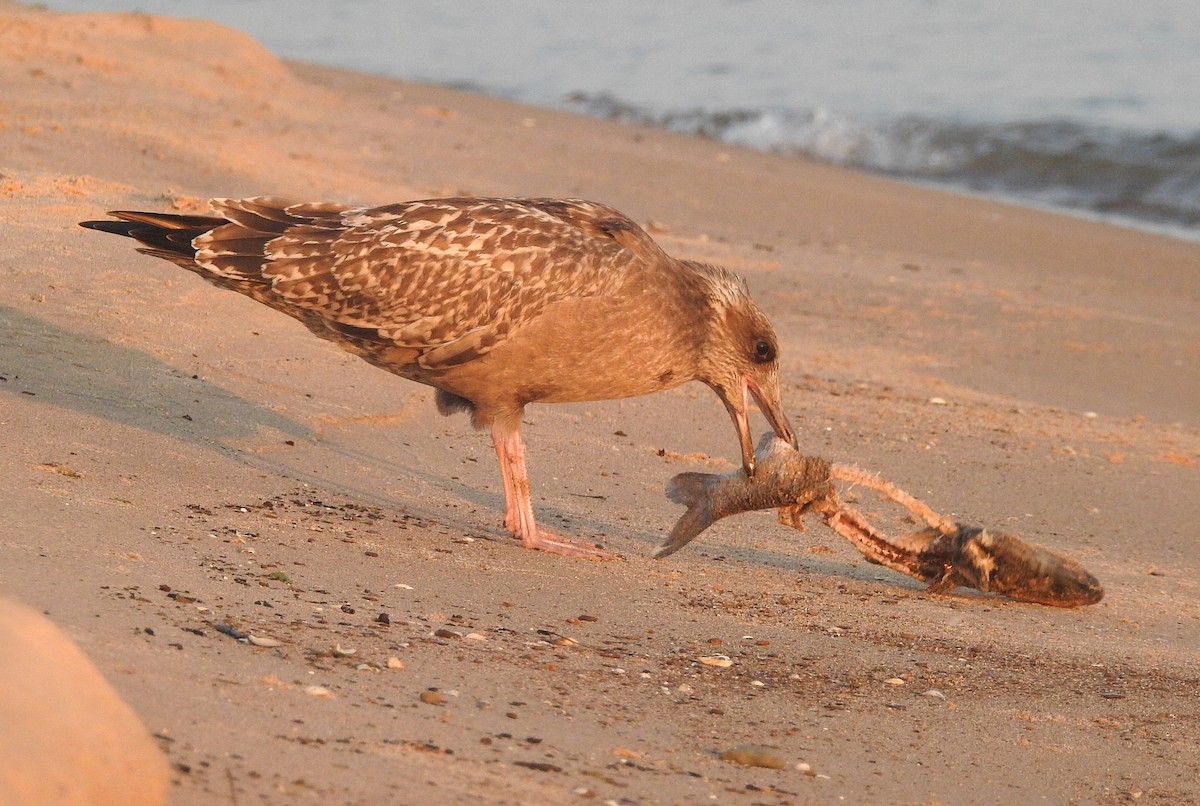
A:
[[81, 197, 796, 557]]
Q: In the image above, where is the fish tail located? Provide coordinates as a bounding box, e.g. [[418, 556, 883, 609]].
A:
[[656, 473, 720, 558], [665, 472, 715, 506]]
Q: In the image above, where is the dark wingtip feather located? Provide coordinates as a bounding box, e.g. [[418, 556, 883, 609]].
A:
[[79, 219, 138, 235], [79, 211, 222, 261]]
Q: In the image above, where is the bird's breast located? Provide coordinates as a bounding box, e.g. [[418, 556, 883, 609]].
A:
[[428, 289, 701, 413]]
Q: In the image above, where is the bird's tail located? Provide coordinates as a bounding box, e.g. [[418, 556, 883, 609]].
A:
[[80, 212, 222, 269], [80, 207, 284, 303], [656, 471, 722, 558]]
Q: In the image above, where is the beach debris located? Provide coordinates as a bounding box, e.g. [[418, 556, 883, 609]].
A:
[[661, 434, 1104, 608], [247, 634, 283, 648], [698, 655, 733, 668], [213, 623, 248, 641], [719, 744, 788, 769], [419, 689, 445, 706]]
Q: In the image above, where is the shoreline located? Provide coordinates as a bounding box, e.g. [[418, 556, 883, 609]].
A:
[[35, 0, 1200, 244]]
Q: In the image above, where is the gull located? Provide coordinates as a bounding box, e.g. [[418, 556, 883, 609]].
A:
[[82, 196, 795, 557]]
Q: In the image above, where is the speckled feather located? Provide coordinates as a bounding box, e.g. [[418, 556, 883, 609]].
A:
[[186, 197, 661, 371]]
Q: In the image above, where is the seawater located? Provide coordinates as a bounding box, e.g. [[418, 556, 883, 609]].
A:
[[41, 0, 1200, 240]]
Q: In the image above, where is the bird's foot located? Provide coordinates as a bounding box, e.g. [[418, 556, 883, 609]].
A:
[[521, 530, 619, 560]]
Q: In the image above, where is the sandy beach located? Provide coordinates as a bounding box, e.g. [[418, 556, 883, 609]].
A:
[[2, 3, 1198, 803]]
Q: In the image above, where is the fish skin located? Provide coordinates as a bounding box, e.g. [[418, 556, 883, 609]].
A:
[[919, 526, 1105, 607], [658, 434, 832, 558]]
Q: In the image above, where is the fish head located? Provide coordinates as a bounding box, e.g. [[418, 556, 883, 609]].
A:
[[695, 269, 796, 475]]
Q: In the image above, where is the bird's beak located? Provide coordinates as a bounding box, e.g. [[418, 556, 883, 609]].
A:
[[716, 374, 796, 476]]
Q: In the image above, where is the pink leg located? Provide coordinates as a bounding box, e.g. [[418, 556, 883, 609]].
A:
[[490, 421, 614, 559], [493, 428, 521, 534]]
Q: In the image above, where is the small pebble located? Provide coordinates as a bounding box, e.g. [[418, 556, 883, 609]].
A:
[[247, 634, 282, 648], [420, 690, 444, 706], [884, 677, 906, 686], [386, 657, 405, 670], [698, 655, 733, 668], [305, 685, 333, 699]]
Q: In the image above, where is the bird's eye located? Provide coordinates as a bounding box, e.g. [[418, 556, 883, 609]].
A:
[[753, 339, 775, 363]]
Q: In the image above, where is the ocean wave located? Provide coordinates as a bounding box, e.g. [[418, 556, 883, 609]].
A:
[[564, 92, 1200, 238]]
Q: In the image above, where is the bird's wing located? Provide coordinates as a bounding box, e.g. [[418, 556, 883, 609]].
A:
[[193, 197, 663, 369]]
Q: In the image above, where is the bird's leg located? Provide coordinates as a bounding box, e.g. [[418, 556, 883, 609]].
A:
[[490, 420, 615, 559]]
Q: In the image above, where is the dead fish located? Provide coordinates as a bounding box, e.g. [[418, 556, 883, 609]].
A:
[[659, 434, 832, 558], [661, 435, 1104, 608], [814, 501, 1105, 607], [912, 525, 1104, 607]]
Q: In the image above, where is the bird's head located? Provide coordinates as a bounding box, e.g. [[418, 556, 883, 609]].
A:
[[688, 262, 797, 475]]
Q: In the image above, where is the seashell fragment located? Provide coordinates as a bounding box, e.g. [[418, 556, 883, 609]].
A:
[[720, 744, 787, 769]]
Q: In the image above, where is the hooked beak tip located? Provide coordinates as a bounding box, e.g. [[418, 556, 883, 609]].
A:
[[783, 425, 799, 450], [744, 375, 796, 451]]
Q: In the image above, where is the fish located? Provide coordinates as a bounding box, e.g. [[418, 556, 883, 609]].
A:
[[658, 434, 833, 558], [661, 435, 1104, 607], [899, 525, 1105, 607]]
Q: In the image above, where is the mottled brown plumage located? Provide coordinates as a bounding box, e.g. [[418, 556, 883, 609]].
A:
[[82, 197, 795, 557]]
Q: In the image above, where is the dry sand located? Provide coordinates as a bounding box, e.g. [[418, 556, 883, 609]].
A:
[[2, 3, 1198, 803]]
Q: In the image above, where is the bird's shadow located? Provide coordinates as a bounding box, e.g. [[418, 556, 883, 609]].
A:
[[1, 305, 687, 549], [1, 305, 949, 589], [1, 304, 311, 445], [0, 305, 502, 535]]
